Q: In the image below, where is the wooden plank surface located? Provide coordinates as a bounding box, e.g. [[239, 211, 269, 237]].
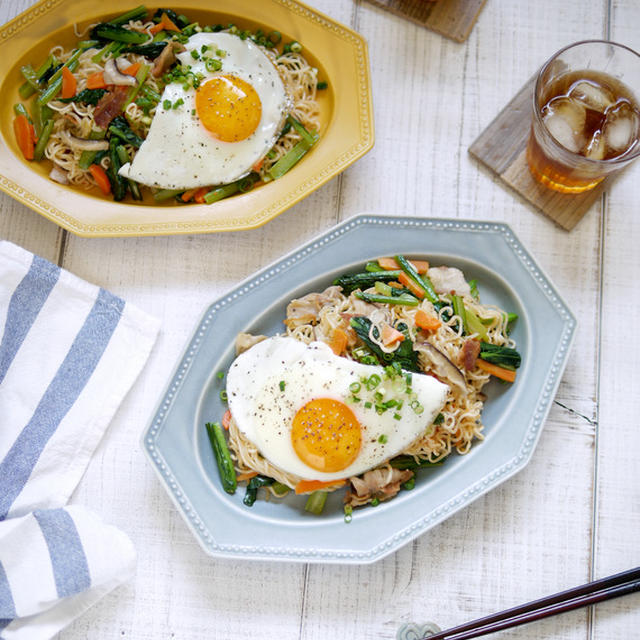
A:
[[361, 0, 486, 42], [1, 0, 640, 639], [469, 76, 613, 231]]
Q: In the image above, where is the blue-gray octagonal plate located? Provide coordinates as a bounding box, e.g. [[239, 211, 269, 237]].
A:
[[142, 214, 576, 564]]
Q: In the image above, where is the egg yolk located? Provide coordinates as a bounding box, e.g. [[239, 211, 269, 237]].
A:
[[195, 75, 262, 143], [291, 398, 362, 473]]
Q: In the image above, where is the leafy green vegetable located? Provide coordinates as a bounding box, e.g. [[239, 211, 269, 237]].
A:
[[478, 342, 521, 370], [390, 455, 444, 470], [108, 5, 148, 26], [469, 279, 480, 300], [153, 188, 182, 201], [205, 422, 237, 495], [115, 145, 142, 200], [90, 23, 150, 44], [463, 306, 488, 340], [451, 295, 467, 332], [122, 42, 169, 59], [354, 291, 419, 307], [271, 482, 290, 497], [304, 491, 328, 515], [395, 254, 440, 305], [350, 316, 420, 372], [109, 116, 144, 148], [267, 116, 318, 180], [332, 270, 402, 295], [153, 8, 190, 29], [59, 88, 107, 105], [243, 475, 275, 506], [33, 120, 54, 161], [267, 133, 318, 180], [107, 138, 128, 201]]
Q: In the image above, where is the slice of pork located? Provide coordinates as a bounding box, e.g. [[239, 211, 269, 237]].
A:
[[427, 266, 471, 297], [284, 286, 343, 328], [345, 467, 413, 507], [235, 332, 267, 355]]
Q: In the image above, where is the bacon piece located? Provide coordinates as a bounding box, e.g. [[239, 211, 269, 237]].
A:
[[93, 86, 129, 129], [461, 338, 481, 371], [345, 467, 413, 507]]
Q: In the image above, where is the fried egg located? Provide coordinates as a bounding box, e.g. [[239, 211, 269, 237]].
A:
[[226, 336, 449, 482], [119, 32, 289, 189]]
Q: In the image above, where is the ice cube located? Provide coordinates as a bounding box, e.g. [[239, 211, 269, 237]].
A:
[[603, 101, 640, 152], [569, 80, 615, 113], [542, 97, 586, 153], [584, 131, 606, 160]]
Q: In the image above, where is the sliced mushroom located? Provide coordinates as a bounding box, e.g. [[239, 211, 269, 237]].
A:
[[103, 58, 137, 86], [414, 340, 467, 395], [152, 41, 186, 78], [49, 165, 69, 185], [59, 130, 109, 151]]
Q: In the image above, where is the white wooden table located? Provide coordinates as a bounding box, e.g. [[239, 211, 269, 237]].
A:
[[2, 1, 640, 638]]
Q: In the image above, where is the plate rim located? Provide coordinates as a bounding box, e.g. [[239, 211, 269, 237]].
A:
[[0, 0, 374, 237], [141, 213, 577, 563]]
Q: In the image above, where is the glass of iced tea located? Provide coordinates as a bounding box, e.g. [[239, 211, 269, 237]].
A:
[[526, 40, 640, 193]]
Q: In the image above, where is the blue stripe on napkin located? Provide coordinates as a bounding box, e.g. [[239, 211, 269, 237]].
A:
[[34, 509, 90, 598], [0, 256, 60, 386], [0, 289, 125, 520], [0, 562, 16, 623]]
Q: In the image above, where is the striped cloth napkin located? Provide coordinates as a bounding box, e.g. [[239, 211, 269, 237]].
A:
[[0, 241, 160, 639]]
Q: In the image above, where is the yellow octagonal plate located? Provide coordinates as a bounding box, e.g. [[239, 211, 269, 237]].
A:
[[0, 1, 373, 237]]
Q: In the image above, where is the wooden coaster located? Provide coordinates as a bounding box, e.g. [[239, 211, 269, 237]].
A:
[[468, 76, 611, 231], [362, 0, 487, 43]]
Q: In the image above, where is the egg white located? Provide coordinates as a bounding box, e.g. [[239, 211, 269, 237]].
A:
[[226, 336, 449, 481], [119, 32, 289, 190]]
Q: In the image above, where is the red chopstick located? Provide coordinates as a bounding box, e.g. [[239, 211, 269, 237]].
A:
[[424, 567, 640, 640]]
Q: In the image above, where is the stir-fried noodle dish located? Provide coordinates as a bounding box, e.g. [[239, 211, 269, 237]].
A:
[[13, 6, 323, 204], [207, 256, 522, 519]]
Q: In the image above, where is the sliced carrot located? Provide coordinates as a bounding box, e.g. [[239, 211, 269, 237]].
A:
[[86, 71, 106, 89], [237, 471, 258, 482], [150, 12, 180, 34], [89, 164, 111, 195], [181, 188, 198, 202], [222, 409, 232, 430], [13, 114, 34, 160], [397, 272, 425, 299], [122, 61, 141, 77], [381, 323, 405, 346], [415, 309, 441, 331], [61, 66, 77, 99], [476, 358, 516, 383], [378, 257, 429, 273], [194, 187, 209, 204], [328, 327, 349, 356], [252, 158, 264, 172], [295, 478, 346, 495], [161, 12, 181, 31], [388, 281, 403, 289]]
